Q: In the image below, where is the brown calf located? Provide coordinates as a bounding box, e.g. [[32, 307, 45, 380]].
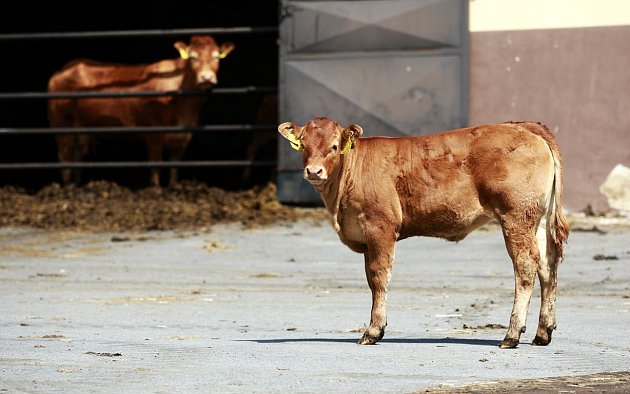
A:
[[48, 35, 234, 186], [278, 117, 569, 348]]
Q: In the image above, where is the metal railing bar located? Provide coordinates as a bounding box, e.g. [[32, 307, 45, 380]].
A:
[[0, 86, 277, 100], [0, 124, 278, 135], [0, 26, 278, 41], [0, 160, 276, 170]]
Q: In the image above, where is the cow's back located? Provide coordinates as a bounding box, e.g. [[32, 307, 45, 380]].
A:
[[49, 59, 183, 92], [47, 58, 188, 129]]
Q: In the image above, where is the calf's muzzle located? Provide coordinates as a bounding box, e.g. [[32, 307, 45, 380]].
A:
[[305, 165, 327, 182]]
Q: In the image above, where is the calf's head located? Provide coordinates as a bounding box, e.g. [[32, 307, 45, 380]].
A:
[[278, 117, 363, 187], [174, 35, 235, 89]]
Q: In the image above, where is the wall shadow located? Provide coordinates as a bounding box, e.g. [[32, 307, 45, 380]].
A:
[[237, 336, 504, 347]]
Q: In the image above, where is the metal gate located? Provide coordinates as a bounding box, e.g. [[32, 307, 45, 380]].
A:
[[0, 25, 278, 189], [277, 0, 469, 203]]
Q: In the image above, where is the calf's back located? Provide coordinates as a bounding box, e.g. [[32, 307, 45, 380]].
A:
[[337, 122, 556, 244]]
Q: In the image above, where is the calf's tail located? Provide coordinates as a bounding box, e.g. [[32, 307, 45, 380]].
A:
[[531, 123, 570, 260], [547, 141, 570, 260]]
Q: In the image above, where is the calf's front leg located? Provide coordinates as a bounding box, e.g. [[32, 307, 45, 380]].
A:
[[358, 233, 395, 345]]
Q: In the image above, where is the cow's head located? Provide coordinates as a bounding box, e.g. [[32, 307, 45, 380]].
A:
[[174, 35, 235, 89], [278, 117, 363, 187]]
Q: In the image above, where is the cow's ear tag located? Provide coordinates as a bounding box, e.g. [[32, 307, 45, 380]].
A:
[[340, 139, 353, 155], [286, 133, 303, 152], [177, 47, 189, 60], [219, 42, 235, 59]]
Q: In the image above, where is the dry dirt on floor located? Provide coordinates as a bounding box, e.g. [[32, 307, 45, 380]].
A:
[[423, 371, 630, 393], [0, 180, 327, 231]]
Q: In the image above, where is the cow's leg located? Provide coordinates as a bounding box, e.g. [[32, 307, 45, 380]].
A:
[[358, 231, 396, 345], [241, 131, 275, 187], [241, 137, 260, 187], [75, 135, 92, 184], [145, 134, 164, 187], [55, 135, 76, 184], [499, 219, 540, 349], [533, 216, 559, 346], [165, 133, 192, 187]]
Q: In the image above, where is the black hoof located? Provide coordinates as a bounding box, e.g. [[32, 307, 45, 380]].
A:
[[532, 328, 554, 346], [357, 334, 379, 345], [499, 338, 520, 349], [357, 327, 384, 345]]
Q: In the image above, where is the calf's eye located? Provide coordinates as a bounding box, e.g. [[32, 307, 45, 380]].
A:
[[332, 145, 338, 152]]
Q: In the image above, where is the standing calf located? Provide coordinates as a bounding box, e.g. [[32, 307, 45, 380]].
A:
[[278, 117, 569, 348]]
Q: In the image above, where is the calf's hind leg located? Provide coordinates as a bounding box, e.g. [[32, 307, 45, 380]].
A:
[[499, 220, 540, 349], [533, 217, 559, 346]]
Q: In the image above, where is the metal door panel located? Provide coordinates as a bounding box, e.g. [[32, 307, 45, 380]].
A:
[[287, 0, 463, 53], [278, 0, 468, 203]]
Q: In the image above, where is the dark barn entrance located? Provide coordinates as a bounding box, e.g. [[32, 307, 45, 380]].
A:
[[0, 1, 279, 191]]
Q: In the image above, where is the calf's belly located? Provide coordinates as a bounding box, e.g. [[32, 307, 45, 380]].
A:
[[400, 204, 493, 242]]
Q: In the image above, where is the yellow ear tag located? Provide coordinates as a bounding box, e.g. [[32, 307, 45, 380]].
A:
[[286, 133, 303, 152], [219, 52, 228, 59], [340, 139, 353, 155], [177, 47, 189, 60]]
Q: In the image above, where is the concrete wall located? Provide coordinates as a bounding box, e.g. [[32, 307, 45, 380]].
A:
[[469, 0, 630, 212]]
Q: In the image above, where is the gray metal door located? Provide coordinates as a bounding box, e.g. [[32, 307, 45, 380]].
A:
[[278, 0, 469, 203]]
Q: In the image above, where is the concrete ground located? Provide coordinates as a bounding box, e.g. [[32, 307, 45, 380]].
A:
[[0, 217, 629, 393]]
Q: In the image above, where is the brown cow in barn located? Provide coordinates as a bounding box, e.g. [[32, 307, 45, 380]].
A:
[[48, 35, 234, 186], [278, 117, 569, 348]]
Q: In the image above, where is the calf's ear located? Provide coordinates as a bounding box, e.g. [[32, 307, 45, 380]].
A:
[[345, 124, 363, 140], [219, 42, 235, 59], [278, 122, 303, 152], [341, 124, 363, 154], [174, 42, 190, 59]]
